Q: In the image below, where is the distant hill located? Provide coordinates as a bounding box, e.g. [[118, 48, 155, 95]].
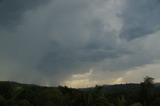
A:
[[102, 83, 141, 92], [1, 81, 160, 90], [0, 81, 39, 87], [80, 83, 160, 93]]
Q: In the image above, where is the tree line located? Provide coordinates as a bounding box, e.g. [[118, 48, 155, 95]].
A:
[[0, 76, 160, 106]]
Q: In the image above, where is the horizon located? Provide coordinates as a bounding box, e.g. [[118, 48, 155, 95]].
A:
[[1, 0, 160, 88], [1, 77, 159, 89]]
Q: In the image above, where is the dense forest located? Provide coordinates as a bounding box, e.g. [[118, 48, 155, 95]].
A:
[[0, 76, 160, 106]]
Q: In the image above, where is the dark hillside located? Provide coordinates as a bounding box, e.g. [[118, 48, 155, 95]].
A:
[[0, 80, 160, 106]]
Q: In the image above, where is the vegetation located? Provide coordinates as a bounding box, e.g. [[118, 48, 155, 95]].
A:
[[0, 76, 160, 106]]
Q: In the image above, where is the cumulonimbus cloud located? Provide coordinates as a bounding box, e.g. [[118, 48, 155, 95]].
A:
[[1, 0, 160, 86]]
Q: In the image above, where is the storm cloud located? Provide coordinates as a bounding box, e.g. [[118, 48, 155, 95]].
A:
[[1, 0, 160, 87], [119, 0, 160, 40], [0, 0, 51, 29]]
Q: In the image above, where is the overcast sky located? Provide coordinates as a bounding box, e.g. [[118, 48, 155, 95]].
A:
[[1, 0, 160, 88]]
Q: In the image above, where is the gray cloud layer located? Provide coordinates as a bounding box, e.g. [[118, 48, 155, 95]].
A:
[[119, 0, 160, 40], [0, 0, 51, 29], [0, 0, 160, 86]]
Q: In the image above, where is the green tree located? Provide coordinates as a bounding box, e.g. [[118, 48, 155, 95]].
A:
[[15, 99, 32, 106], [117, 95, 126, 106], [0, 95, 6, 106], [143, 76, 154, 88], [95, 96, 110, 106], [150, 97, 160, 106], [130, 102, 143, 106], [140, 76, 155, 106]]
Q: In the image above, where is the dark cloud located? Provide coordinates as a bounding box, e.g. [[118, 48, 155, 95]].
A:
[[119, 0, 160, 40], [0, 0, 51, 29], [1, 0, 160, 86]]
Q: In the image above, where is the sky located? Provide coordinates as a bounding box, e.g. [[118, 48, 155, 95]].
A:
[[1, 0, 160, 88]]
